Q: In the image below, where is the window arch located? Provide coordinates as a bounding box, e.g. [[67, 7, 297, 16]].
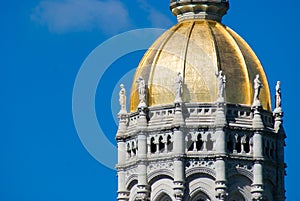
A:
[[191, 191, 210, 201], [155, 193, 172, 201]]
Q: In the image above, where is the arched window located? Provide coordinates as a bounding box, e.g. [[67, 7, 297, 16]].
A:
[[244, 136, 250, 153], [196, 134, 203, 151], [127, 143, 131, 158], [187, 134, 194, 152], [206, 133, 213, 151], [227, 134, 234, 153], [159, 136, 164, 152], [151, 137, 156, 153], [236, 136, 242, 153], [167, 135, 173, 152]]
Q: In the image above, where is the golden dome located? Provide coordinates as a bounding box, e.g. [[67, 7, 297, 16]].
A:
[[129, 19, 271, 112]]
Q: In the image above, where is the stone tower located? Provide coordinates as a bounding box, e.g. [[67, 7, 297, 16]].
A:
[[116, 1, 286, 201]]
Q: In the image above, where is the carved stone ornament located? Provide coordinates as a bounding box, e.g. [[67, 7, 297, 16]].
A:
[[252, 192, 264, 201], [118, 191, 130, 201], [216, 188, 228, 200], [135, 193, 148, 201], [173, 181, 184, 200], [251, 185, 264, 201], [136, 186, 149, 201]]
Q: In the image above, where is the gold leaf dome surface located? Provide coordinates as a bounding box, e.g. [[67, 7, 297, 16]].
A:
[[130, 20, 271, 112]]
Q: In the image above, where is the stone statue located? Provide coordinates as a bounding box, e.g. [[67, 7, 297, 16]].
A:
[[275, 81, 281, 109], [136, 76, 146, 106], [216, 70, 226, 101], [119, 84, 127, 114], [174, 72, 183, 103], [253, 74, 263, 105]]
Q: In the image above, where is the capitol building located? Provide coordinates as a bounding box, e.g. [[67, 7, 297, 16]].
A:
[[115, 0, 286, 200]]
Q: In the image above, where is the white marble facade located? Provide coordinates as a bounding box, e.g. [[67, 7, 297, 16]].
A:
[[116, 101, 286, 201]]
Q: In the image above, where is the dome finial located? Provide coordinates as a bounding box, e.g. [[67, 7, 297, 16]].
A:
[[170, 0, 229, 22]]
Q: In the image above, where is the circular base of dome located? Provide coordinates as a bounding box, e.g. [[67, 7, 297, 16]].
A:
[[177, 12, 222, 22], [170, 1, 229, 22]]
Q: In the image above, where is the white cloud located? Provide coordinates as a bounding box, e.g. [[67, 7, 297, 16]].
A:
[[31, 0, 131, 34], [148, 9, 173, 28], [136, 0, 173, 28]]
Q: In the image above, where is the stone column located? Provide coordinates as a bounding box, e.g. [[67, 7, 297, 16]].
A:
[[173, 128, 185, 201], [136, 162, 148, 201], [136, 108, 149, 201], [274, 109, 286, 201], [117, 169, 129, 201], [215, 102, 227, 200], [117, 113, 129, 201], [251, 108, 264, 201], [215, 159, 227, 200], [172, 104, 185, 200]]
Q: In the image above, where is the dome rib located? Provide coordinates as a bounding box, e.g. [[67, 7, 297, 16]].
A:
[[183, 21, 196, 87], [209, 22, 251, 105], [184, 20, 217, 103], [206, 21, 221, 73], [149, 22, 196, 106], [226, 27, 271, 110], [215, 23, 251, 105], [149, 24, 183, 86]]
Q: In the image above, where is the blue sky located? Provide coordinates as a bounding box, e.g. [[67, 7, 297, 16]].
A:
[[1, 0, 299, 200]]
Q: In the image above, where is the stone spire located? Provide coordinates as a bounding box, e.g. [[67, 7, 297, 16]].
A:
[[170, 0, 229, 22]]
